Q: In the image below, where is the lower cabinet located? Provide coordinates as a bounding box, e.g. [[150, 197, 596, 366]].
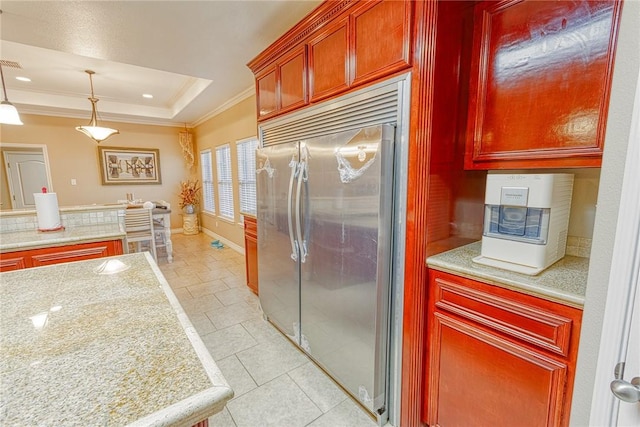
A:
[[0, 240, 124, 272], [424, 269, 582, 427], [0, 254, 29, 272], [243, 216, 259, 295]]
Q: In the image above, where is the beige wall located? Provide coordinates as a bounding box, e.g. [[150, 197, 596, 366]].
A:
[[0, 114, 191, 228], [194, 95, 257, 248]]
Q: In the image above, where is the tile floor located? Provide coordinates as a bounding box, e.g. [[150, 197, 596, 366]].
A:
[[156, 232, 378, 427]]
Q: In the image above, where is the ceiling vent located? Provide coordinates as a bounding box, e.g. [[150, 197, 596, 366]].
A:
[[0, 60, 22, 69]]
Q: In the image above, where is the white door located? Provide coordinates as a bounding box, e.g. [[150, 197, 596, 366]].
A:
[[3, 151, 48, 209], [589, 64, 640, 425]]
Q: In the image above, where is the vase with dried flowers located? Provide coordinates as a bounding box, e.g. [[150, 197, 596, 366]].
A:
[[178, 179, 201, 214]]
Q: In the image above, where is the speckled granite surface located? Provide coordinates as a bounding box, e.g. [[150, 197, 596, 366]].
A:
[[426, 241, 588, 308], [0, 223, 125, 252], [0, 252, 233, 426]]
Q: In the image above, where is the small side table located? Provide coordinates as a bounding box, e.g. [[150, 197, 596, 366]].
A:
[[182, 213, 199, 235]]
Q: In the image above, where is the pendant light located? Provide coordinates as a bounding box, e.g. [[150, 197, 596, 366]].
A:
[[0, 62, 23, 125], [76, 70, 119, 143]]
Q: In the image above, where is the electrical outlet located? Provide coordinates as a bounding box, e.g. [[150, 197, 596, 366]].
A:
[[215, 221, 219, 227], [71, 179, 77, 185]]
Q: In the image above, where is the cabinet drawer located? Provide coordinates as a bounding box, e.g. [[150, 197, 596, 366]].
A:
[[432, 273, 573, 356], [30, 243, 116, 267], [0, 255, 30, 271]]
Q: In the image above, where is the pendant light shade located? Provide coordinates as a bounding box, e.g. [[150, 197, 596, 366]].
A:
[[0, 63, 23, 125], [76, 70, 119, 143]]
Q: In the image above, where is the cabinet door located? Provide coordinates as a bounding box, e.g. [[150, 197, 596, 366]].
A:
[[427, 311, 568, 427], [244, 217, 259, 295], [308, 18, 349, 103], [351, 0, 412, 86], [465, 0, 622, 169], [279, 47, 307, 113], [257, 68, 277, 118]]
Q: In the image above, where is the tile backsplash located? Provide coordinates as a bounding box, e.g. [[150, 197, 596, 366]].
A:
[[0, 207, 124, 233], [566, 236, 592, 258]]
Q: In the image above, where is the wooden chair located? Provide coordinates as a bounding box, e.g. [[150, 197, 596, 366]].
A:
[[124, 208, 157, 261], [152, 200, 170, 258]]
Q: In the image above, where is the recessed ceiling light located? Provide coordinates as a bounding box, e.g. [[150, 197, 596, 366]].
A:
[[142, 94, 153, 99], [16, 76, 31, 82]]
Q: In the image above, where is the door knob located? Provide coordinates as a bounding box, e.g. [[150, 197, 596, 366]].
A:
[[611, 362, 640, 403]]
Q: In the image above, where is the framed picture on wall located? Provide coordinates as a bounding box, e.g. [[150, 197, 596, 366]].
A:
[[98, 147, 162, 185]]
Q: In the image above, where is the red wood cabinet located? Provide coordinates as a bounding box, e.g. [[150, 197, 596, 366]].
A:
[[350, 0, 412, 86], [465, 0, 622, 170], [424, 269, 582, 427], [243, 216, 259, 295], [0, 254, 29, 272], [308, 18, 349, 102], [249, 0, 412, 120], [256, 68, 277, 117], [256, 47, 307, 119], [0, 240, 124, 272]]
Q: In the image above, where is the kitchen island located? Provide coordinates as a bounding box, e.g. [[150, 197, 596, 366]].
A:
[[0, 222, 125, 272], [0, 252, 233, 426], [0, 222, 125, 252]]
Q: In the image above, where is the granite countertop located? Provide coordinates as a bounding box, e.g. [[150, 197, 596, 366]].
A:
[[0, 223, 125, 252], [0, 252, 233, 426], [0, 204, 126, 217], [426, 241, 589, 308]]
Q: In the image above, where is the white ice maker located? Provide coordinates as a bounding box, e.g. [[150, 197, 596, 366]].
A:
[[473, 173, 574, 275]]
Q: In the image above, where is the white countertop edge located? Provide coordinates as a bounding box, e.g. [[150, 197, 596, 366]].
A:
[[143, 253, 234, 421], [59, 204, 127, 212], [428, 262, 586, 309], [0, 230, 126, 252], [0, 204, 126, 217], [127, 388, 232, 427]]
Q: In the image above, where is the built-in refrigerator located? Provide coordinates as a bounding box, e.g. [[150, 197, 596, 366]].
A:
[[256, 122, 395, 420]]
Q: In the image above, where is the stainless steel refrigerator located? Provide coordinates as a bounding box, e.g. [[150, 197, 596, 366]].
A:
[[256, 124, 395, 420]]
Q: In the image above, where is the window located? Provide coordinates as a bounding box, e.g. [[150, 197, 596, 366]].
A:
[[200, 149, 215, 213], [236, 137, 259, 216], [216, 144, 234, 220]]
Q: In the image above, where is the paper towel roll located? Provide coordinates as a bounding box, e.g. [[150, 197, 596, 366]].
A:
[[34, 193, 62, 231]]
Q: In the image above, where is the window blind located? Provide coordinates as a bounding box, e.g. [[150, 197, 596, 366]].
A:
[[216, 144, 234, 220], [200, 149, 215, 213], [236, 138, 258, 216]]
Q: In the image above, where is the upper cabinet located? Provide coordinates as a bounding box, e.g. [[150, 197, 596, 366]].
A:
[[256, 68, 277, 117], [256, 46, 307, 119], [279, 47, 308, 113], [308, 18, 350, 102], [249, 0, 412, 121], [350, 0, 412, 86], [465, 0, 622, 170]]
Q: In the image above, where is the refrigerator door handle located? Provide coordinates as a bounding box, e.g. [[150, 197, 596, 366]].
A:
[[288, 157, 299, 261], [296, 158, 308, 263]]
